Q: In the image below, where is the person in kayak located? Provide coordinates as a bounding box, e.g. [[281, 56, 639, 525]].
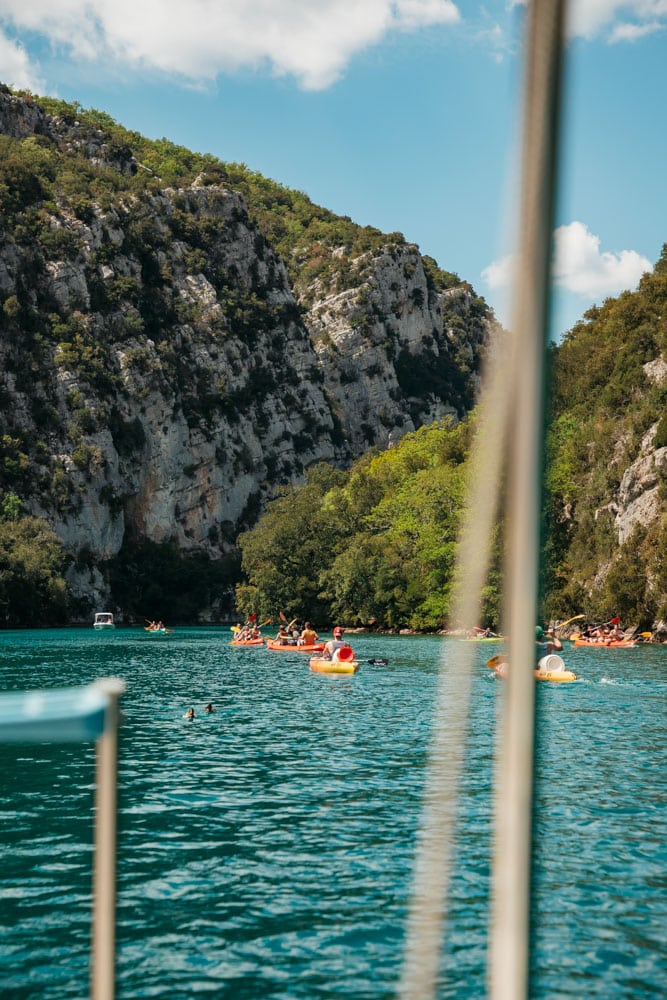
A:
[[299, 622, 319, 646], [535, 625, 563, 661], [275, 623, 291, 645], [323, 626, 349, 660]]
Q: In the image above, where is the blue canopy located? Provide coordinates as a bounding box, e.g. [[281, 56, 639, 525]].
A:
[[0, 682, 118, 743]]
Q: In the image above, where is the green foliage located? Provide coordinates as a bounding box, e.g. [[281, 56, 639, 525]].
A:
[[0, 434, 31, 487], [0, 492, 22, 521], [236, 463, 348, 623], [422, 255, 461, 292], [236, 419, 481, 630], [0, 516, 69, 625]]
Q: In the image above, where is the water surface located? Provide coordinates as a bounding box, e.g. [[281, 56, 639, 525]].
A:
[[0, 629, 665, 997]]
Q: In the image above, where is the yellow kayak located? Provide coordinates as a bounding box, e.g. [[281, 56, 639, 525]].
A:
[[536, 654, 576, 681], [535, 668, 577, 682], [309, 657, 359, 675]]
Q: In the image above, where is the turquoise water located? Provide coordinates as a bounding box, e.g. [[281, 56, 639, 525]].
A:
[[0, 629, 665, 998]]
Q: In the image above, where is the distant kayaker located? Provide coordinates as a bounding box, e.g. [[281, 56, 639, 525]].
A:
[[204, 703, 216, 714], [275, 624, 291, 645], [323, 626, 348, 661], [183, 707, 195, 720], [299, 622, 319, 646]]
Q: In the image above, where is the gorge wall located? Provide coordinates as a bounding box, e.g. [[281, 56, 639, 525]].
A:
[[0, 88, 493, 618]]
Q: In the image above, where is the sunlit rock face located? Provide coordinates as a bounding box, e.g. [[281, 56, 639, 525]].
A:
[[0, 88, 491, 610]]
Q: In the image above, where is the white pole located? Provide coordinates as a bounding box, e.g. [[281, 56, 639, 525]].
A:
[[489, 3, 567, 998], [91, 678, 126, 1000]]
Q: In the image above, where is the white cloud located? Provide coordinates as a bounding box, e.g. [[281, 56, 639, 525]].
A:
[[0, 29, 45, 91], [0, 0, 461, 91], [608, 19, 664, 41], [481, 222, 653, 305], [481, 253, 514, 291], [553, 221, 652, 297], [565, 0, 667, 40]]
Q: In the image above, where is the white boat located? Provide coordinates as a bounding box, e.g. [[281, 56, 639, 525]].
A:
[[93, 612, 115, 630]]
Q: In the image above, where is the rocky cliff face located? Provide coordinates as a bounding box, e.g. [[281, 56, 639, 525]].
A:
[[605, 360, 667, 545], [0, 88, 493, 616]]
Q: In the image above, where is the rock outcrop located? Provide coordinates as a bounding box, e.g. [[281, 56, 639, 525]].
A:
[[615, 427, 667, 546]]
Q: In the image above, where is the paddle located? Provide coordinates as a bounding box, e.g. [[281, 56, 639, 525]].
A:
[[232, 614, 269, 634], [591, 616, 621, 628], [486, 654, 506, 670], [366, 658, 388, 665], [556, 613, 585, 630]]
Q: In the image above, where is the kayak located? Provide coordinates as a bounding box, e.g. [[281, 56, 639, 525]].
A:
[[266, 639, 325, 653], [309, 657, 359, 675], [572, 638, 636, 648], [464, 636, 504, 643], [229, 637, 264, 647], [535, 667, 577, 682], [535, 654, 577, 682], [144, 627, 171, 635]]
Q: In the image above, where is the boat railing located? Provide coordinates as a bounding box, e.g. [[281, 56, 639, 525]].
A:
[[0, 677, 126, 1000]]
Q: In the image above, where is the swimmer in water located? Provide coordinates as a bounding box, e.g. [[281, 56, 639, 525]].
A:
[[204, 703, 216, 714], [183, 707, 195, 720]]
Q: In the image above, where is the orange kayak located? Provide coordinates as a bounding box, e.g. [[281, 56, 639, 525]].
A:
[[229, 637, 264, 647], [573, 638, 636, 648], [266, 639, 324, 653]]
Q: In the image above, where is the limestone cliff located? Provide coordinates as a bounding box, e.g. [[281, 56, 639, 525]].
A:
[[0, 87, 494, 617]]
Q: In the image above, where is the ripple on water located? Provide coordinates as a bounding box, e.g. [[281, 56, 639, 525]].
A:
[[0, 630, 665, 998]]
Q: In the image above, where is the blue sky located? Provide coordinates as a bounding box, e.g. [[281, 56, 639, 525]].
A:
[[1, 0, 665, 339]]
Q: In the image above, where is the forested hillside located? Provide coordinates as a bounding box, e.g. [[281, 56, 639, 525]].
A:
[[236, 249, 667, 634], [544, 247, 667, 629], [234, 418, 498, 631]]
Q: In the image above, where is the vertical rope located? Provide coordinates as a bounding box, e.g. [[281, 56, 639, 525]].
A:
[[398, 328, 516, 998], [399, 3, 567, 996], [489, 3, 567, 998], [91, 677, 126, 1000]]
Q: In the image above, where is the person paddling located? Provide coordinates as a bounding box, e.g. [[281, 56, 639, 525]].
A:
[[299, 621, 319, 646], [323, 626, 349, 661], [275, 624, 291, 645], [535, 625, 563, 661]]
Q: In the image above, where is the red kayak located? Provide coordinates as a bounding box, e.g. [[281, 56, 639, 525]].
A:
[[266, 639, 324, 653]]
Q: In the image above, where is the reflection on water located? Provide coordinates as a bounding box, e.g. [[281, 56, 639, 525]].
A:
[[0, 629, 665, 997]]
